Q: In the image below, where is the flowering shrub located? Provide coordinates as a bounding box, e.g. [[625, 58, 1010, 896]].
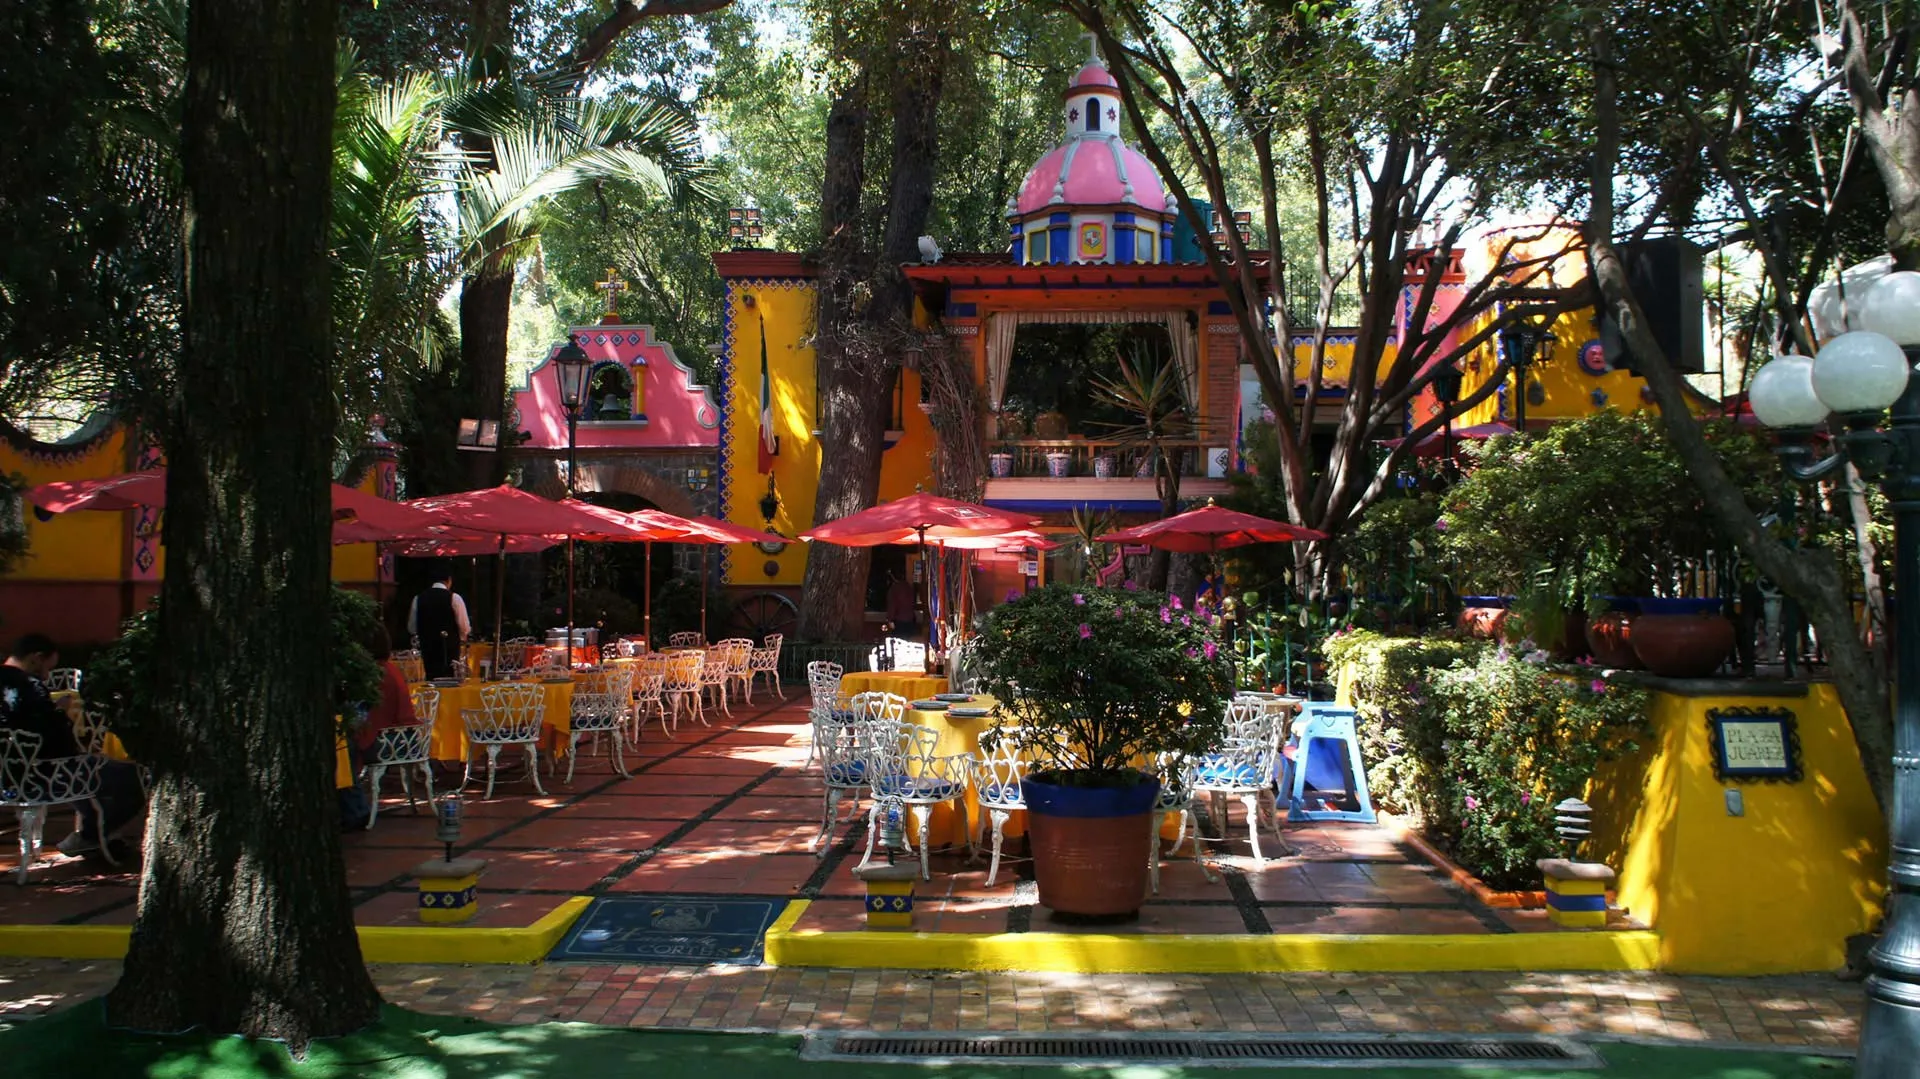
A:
[[1327, 630, 1651, 890], [972, 584, 1232, 787]]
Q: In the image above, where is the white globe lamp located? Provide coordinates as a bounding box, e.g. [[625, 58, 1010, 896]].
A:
[[1747, 354, 1828, 428], [1857, 270, 1920, 347], [1811, 331, 1909, 415]]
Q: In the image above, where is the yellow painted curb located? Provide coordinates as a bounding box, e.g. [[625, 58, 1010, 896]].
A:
[[764, 900, 1663, 973], [0, 896, 591, 965]]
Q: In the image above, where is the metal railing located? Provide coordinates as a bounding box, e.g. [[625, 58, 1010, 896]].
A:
[[987, 440, 1207, 480]]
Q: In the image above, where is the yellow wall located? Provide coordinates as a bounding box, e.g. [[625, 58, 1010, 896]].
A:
[[721, 281, 938, 587], [1588, 684, 1885, 974], [1, 432, 129, 581]]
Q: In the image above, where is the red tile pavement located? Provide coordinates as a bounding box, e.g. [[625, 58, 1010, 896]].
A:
[[2, 697, 1638, 941]]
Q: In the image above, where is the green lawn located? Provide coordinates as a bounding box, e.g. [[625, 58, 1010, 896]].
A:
[[0, 1003, 1852, 1079]]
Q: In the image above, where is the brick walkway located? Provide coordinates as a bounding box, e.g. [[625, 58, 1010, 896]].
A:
[[0, 957, 1861, 1049]]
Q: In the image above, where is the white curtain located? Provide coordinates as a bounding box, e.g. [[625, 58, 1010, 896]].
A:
[[985, 309, 1199, 411], [985, 312, 1020, 412]]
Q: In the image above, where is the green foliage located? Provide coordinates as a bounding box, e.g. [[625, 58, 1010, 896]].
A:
[[1228, 590, 1352, 697], [0, 473, 31, 579], [1326, 630, 1652, 890], [972, 584, 1232, 785], [90, 587, 384, 731], [1439, 410, 1775, 609], [1339, 490, 1449, 630]]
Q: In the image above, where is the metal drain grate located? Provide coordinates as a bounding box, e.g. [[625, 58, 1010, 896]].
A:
[[804, 1032, 1603, 1069]]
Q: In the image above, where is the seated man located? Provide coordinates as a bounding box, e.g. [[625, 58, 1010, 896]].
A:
[[0, 634, 147, 859]]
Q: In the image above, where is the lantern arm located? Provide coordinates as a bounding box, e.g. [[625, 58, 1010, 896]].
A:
[[1772, 435, 1853, 484]]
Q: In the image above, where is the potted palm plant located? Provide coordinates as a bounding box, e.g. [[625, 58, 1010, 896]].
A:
[[972, 584, 1231, 918]]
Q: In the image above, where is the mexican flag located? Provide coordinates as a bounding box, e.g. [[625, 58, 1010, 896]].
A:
[[757, 314, 777, 473]]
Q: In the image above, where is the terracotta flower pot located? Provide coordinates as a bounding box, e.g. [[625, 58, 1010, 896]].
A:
[[1458, 606, 1509, 639], [1585, 610, 1640, 669], [1630, 610, 1735, 678], [1022, 773, 1160, 918]]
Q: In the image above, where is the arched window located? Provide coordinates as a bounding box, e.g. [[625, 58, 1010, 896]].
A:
[[1086, 97, 1101, 133], [586, 362, 635, 421]]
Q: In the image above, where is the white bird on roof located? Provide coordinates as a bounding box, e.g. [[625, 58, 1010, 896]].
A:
[[917, 235, 943, 264]]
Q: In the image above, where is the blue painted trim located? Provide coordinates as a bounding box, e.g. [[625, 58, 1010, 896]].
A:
[[1115, 211, 1136, 224], [1049, 227, 1069, 264], [1050, 212, 1072, 225], [1115, 228, 1135, 265], [1161, 237, 1173, 263], [1208, 301, 1231, 315], [1021, 775, 1160, 818], [1545, 892, 1608, 913], [947, 302, 978, 318]]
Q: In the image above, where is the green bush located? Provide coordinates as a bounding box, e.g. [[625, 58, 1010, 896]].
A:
[[1327, 629, 1651, 890], [972, 584, 1232, 787], [89, 586, 384, 734]]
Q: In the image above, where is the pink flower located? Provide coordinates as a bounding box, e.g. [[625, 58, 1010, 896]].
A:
[[1073, 593, 1085, 605], [1186, 648, 1198, 658], [1123, 580, 1139, 592], [1521, 792, 1532, 805], [1203, 640, 1218, 660], [1590, 679, 1607, 694], [1434, 518, 1449, 532], [1078, 623, 1092, 640], [1004, 590, 1019, 603], [1181, 614, 1191, 626], [1160, 608, 1172, 623], [1170, 595, 1183, 610], [1464, 795, 1480, 810], [1113, 607, 1124, 619]]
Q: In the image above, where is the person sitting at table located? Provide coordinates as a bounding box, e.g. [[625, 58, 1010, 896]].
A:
[[407, 560, 470, 680], [0, 634, 145, 859], [343, 625, 418, 830]]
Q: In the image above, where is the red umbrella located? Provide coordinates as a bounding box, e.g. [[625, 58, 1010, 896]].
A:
[[28, 468, 457, 544], [1098, 502, 1326, 554], [804, 495, 1037, 661], [392, 533, 558, 558], [801, 492, 1036, 547], [1379, 421, 1518, 459], [405, 486, 646, 671]]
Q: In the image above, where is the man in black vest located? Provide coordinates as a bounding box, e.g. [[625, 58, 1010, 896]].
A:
[[407, 561, 469, 679]]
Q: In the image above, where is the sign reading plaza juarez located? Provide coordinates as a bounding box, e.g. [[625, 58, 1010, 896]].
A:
[[1706, 707, 1802, 783]]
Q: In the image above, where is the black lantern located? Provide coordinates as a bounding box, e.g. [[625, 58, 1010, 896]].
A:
[[759, 474, 780, 524], [1497, 313, 1556, 431], [554, 338, 592, 416]]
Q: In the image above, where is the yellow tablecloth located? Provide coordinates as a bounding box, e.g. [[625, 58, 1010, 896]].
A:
[[901, 695, 1185, 849], [86, 704, 353, 790], [421, 679, 574, 762], [843, 671, 950, 701]]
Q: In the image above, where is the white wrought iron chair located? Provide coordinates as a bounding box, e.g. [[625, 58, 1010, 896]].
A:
[[868, 637, 928, 673], [390, 651, 426, 684], [365, 686, 438, 829], [698, 644, 734, 718], [613, 637, 648, 658], [1150, 750, 1217, 892], [461, 682, 547, 800], [565, 667, 634, 783], [747, 633, 785, 703], [528, 647, 569, 679], [803, 660, 847, 769], [667, 631, 704, 648], [810, 705, 875, 855], [44, 668, 83, 694], [861, 718, 972, 880], [493, 639, 537, 680], [661, 650, 705, 732], [1, 729, 114, 883], [628, 658, 668, 741], [1192, 700, 1289, 863], [968, 727, 1027, 887], [718, 638, 757, 704]]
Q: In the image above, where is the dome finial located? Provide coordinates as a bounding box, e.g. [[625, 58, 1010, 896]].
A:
[[1082, 31, 1101, 64]]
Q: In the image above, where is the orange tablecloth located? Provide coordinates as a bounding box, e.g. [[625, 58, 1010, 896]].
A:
[[419, 679, 574, 762], [843, 671, 949, 701]]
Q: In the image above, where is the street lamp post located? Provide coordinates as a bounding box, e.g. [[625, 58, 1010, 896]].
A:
[[554, 337, 592, 667], [1498, 314, 1554, 432], [1747, 269, 1920, 1077], [1433, 360, 1463, 477]]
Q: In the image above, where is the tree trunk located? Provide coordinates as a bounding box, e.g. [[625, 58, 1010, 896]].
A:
[[459, 261, 514, 488], [797, 65, 873, 641], [799, 15, 951, 640], [105, 0, 381, 1045], [1587, 20, 1893, 810]]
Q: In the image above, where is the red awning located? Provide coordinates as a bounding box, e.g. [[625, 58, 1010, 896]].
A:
[[1097, 503, 1325, 554]]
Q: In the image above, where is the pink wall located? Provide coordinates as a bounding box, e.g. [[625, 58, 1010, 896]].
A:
[[512, 323, 721, 451]]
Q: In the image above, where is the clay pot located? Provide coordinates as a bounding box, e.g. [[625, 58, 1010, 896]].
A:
[[1631, 612, 1735, 678], [1585, 610, 1640, 669], [1022, 773, 1160, 918], [1458, 606, 1509, 639]]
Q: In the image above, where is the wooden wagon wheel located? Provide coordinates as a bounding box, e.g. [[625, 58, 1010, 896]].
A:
[[730, 591, 799, 641]]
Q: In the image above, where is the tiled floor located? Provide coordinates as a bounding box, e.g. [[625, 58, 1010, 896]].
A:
[[0, 957, 1864, 1049], [0, 696, 1629, 937]]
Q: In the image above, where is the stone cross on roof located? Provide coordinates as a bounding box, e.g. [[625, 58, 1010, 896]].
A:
[[595, 266, 628, 322]]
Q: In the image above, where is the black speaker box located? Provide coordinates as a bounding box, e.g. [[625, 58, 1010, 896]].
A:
[[1597, 237, 1705, 374]]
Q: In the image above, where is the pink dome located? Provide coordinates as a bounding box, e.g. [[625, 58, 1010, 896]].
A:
[[1072, 61, 1120, 90], [1015, 140, 1167, 216]]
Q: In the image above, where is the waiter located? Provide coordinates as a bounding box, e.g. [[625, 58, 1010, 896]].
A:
[[407, 561, 470, 679]]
